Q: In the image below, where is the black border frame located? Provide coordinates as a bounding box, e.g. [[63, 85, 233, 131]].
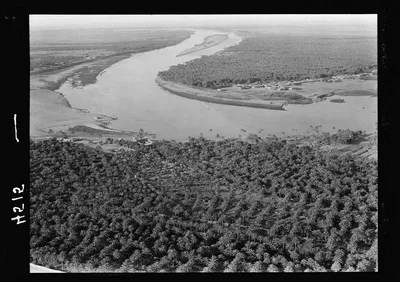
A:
[[4, 5, 395, 279]]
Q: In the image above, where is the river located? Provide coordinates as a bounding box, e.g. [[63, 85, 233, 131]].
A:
[[58, 29, 377, 141]]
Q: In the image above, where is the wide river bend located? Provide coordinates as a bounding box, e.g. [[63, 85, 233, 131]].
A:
[[58, 29, 377, 141]]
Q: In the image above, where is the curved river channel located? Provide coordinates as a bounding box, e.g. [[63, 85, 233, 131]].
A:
[[58, 29, 377, 141]]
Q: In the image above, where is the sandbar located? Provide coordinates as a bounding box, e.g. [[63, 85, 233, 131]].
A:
[[176, 34, 229, 57]]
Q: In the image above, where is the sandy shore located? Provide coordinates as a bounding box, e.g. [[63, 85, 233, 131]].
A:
[[30, 54, 150, 140], [177, 34, 229, 57], [29, 88, 132, 137], [155, 76, 286, 110]]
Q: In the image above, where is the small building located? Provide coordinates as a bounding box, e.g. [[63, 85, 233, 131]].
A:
[[134, 137, 150, 144]]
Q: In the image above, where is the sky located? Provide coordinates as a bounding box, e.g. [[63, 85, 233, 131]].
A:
[[30, 14, 377, 31]]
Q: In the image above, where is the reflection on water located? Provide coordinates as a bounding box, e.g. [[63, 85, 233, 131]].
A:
[[58, 29, 377, 141]]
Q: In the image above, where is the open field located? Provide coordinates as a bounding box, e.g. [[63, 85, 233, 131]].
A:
[[214, 86, 313, 104], [177, 34, 229, 57], [292, 77, 377, 98], [336, 89, 377, 97]]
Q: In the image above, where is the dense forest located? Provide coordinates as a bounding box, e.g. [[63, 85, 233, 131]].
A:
[[159, 35, 377, 89], [30, 133, 377, 272]]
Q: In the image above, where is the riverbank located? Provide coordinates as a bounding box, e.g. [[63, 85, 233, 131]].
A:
[[30, 55, 156, 138], [155, 76, 286, 110], [177, 34, 229, 57], [30, 30, 196, 139], [30, 52, 146, 91], [30, 88, 139, 138]]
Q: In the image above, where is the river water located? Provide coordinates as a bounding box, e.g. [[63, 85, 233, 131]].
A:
[[58, 29, 377, 141]]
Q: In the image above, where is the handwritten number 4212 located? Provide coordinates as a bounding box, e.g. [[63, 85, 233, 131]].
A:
[[11, 184, 26, 225]]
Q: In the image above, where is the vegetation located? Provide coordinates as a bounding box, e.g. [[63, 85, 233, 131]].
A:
[[159, 34, 377, 89], [314, 129, 366, 145], [30, 29, 193, 72], [68, 125, 122, 136], [30, 132, 377, 272], [330, 99, 346, 103]]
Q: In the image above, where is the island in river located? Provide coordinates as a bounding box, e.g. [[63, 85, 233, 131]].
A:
[[176, 34, 229, 57]]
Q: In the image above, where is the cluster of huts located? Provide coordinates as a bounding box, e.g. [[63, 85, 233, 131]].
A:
[[132, 136, 154, 146], [56, 136, 154, 146], [230, 80, 306, 91], [216, 69, 377, 93], [56, 137, 83, 142], [94, 115, 118, 121]]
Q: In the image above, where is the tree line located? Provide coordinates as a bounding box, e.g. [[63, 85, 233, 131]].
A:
[[159, 34, 377, 89]]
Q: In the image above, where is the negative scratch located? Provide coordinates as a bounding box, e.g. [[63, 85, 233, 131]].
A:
[[14, 114, 19, 143]]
